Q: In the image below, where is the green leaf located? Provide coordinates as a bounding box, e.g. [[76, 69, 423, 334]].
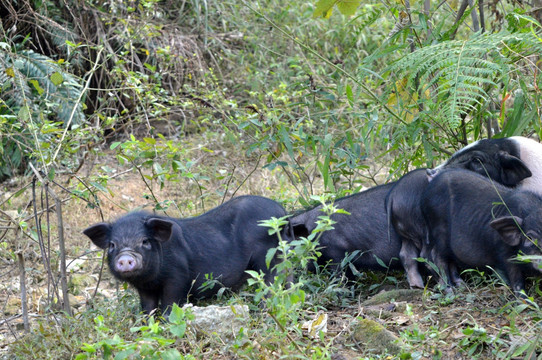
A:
[[346, 83, 353, 103], [313, 0, 334, 18], [265, 247, 278, 269], [161, 349, 184, 360], [143, 137, 156, 145], [245, 270, 261, 279], [5, 67, 15, 77], [374, 255, 387, 269], [29, 79, 44, 95], [337, 0, 360, 16], [50, 72, 64, 86], [169, 323, 187, 338], [80, 343, 97, 353]]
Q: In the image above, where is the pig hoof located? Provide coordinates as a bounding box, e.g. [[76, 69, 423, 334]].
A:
[[409, 281, 425, 289], [452, 279, 465, 288]]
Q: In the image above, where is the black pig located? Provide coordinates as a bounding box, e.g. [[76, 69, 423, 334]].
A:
[[385, 169, 429, 288], [83, 195, 288, 314], [421, 169, 542, 294], [289, 183, 405, 278]]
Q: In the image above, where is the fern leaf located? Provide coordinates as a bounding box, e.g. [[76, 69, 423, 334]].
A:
[[387, 31, 542, 128]]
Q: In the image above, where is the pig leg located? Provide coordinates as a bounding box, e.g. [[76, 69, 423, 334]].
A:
[[503, 263, 527, 297], [160, 281, 189, 316], [399, 240, 424, 289], [449, 263, 464, 287], [137, 288, 160, 315], [429, 248, 455, 289]]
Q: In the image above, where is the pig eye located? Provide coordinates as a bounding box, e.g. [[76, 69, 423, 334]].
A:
[[526, 232, 539, 245], [109, 242, 116, 251], [469, 157, 484, 168], [141, 239, 151, 249]]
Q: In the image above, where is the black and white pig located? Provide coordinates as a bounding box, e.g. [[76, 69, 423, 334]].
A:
[[289, 183, 406, 279], [421, 169, 542, 295], [83, 195, 289, 314], [428, 136, 542, 194]]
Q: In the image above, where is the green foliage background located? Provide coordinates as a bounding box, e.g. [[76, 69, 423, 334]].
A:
[[1, 0, 541, 190], [0, 0, 541, 188]]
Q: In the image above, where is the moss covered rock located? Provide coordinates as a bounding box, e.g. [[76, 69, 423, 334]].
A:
[[351, 318, 407, 355]]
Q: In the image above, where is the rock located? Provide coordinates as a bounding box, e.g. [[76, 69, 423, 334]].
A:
[[361, 289, 424, 306], [66, 258, 88, 273], [183, 304, 249, 342], [5, 297, 21, 316], [69, 274, 94, 294], [351, 318, 407, 355], [362, 303, 396, 319]]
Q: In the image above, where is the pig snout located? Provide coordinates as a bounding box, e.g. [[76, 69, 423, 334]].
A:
[[114, 252, 142, 274]]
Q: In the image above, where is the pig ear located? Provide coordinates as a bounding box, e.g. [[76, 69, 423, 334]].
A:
[[146, 218, 176, 243], [490, 216, 524, 246], [83, 223, 111, 249], [497, 151, 532, 187]]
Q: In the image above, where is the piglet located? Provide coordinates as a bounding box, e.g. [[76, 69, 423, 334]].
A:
[[421, 169, 542, 295], [83, 195, 288, 314]]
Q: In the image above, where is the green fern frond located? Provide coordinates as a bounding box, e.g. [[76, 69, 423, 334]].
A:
[[388, 31, 542, 128], [0, 49, 85, 126]]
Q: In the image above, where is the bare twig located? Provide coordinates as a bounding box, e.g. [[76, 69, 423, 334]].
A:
[[29, 163, 72, 316], [221, 164, 236, 205], [230, 155, 262, 200], [468, 0, 480, 32], [17, 252, 29, 332], [52, 47, 105, 164]]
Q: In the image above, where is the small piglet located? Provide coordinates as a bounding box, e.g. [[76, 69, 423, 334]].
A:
[[83, 195, 288, 314], [385, 168, 429, 289], [422, 169, 542, 295]]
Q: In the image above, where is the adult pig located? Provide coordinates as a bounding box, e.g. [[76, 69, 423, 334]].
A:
[[289, 183, 405, 278], [428, 136, 542, 194], [83, 195, 289, 314], [421, 169, 542, 295]]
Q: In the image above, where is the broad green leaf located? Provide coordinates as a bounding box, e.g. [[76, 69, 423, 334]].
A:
[[313, 0, 334, 18], [50, 71, 64, 86], [143, 137, 156, 145], [161, 349, 183, 360], [169, 323, 187, 338], [337, 0, 361, 16], [265, 247, 278, 269]]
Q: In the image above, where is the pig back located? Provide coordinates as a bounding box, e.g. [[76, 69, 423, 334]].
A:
[[292, 183, 403, 273], [175, 195, 287, 293]]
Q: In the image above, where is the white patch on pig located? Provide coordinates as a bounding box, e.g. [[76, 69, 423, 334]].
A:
[[512, 136, 542, 195]]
